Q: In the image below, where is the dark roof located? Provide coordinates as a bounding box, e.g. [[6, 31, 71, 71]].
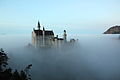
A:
[[53, 37, 64, 40], [57, 38, 64, 40], [34, 30, 54, 35], [34, 30, 43, 35], [45, 31, 54, 35]]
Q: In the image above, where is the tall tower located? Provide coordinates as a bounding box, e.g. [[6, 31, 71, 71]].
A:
[[63, 30, 67, 41], [43, 26, 45, 46], [37, 21, 41, 30]]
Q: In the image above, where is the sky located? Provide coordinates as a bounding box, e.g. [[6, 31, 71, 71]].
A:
[[0, 0, 120, 35]]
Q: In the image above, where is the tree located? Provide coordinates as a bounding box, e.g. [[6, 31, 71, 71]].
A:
[[0, 48, 32, 80], [24, 64, 32, 80], [0, 48, 9, 72]]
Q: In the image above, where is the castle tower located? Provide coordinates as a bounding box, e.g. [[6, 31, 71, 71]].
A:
[[63, 30, 67, 41], [37, 21, 41, 30], [32, 21, 54, 47], [43, 26, 45, 46]]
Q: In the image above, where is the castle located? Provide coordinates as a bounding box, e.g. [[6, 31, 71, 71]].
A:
[[32, 21, 67, 48]]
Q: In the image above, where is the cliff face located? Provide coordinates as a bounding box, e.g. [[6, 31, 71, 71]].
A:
[[104, 25, 120, 34]]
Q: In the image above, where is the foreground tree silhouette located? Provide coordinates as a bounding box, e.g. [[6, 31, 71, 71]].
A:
[[0, 48, 32, 80], [0, 48, 9, 72]]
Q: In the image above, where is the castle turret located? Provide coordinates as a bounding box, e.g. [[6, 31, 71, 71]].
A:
[[63, 30, 67, 41], [37, 21, 41, 30], [43, 26, 45, 46]]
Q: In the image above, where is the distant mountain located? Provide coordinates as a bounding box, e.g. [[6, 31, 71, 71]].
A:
[[104, 25, 120, 34]]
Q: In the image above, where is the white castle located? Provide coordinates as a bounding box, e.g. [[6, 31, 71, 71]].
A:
[[32, 21, 68, 48]]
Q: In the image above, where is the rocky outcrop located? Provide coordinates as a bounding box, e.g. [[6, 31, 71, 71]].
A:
[[104, 25, 120, 34]]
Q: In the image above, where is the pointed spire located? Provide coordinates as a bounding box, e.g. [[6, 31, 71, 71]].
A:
[[64, 30, 66, 33], [43, 26, 45, 31], [63, 30, 67, 41], [37, 21, 40, 30]]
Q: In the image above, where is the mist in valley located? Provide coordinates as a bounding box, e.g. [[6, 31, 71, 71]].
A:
[[0, 34, 120, 80]]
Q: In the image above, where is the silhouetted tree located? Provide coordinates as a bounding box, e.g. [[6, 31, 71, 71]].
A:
[[12, 70, 20, 80], [3, 68, 12, 80], [24, 64, 32, 80], [0, 48, 9, 72], [20, 70, 27, 80], [0, 48, 32, 80]]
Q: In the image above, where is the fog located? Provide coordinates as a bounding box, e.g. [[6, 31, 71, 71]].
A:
[[0, 34, 120, 80]]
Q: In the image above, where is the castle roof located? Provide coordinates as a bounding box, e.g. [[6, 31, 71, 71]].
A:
[[53, 37, 64, 41], [34, 30, 54, 35], [45, 31, 54, 35]]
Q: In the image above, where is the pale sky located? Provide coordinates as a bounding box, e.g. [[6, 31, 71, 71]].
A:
[[0, 0, 120, 34]]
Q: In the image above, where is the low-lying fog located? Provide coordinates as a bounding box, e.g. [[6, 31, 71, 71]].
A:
[[0, 34, 120, 80]]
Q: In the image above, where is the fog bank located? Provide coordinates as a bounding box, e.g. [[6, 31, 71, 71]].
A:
[[0, 34, 120, 80]]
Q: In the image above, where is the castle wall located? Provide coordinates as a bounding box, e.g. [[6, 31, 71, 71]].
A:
[[31, 23, 67, 48], [32, 31, 55, 47], [51, 39, 64, 48]]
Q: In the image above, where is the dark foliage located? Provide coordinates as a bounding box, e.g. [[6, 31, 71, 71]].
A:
[[0, 48, 32, 80], [0, 48, 9, 72]]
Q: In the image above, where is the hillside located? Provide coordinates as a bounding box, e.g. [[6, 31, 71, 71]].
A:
[[104, 25, 120, 34]]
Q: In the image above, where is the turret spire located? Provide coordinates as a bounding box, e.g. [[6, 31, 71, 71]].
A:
[[43, 26, 45, 31], [42, 26, 45, 46], [37, 21, 40, 30], [63, 30, 67, 41]]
